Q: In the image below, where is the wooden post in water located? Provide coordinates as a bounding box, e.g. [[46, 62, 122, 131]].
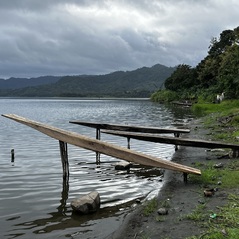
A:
[[174, 133, 180, 151], [59, 141, 69, 180], [96, 128, 101, 163], [57, 175, 69, 214], [11, 149, 15, 162], [127, 137, 131, 149]]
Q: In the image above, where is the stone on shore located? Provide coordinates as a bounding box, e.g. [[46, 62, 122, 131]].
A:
[[115, 161, 131, 170], [71, 191, 100, 214], [157, 207, 168, 215]]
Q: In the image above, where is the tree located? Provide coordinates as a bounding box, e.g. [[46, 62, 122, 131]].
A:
[[208, 30, 235, 57], [164, 64, 197, 91], [217, 44, 239, 98]]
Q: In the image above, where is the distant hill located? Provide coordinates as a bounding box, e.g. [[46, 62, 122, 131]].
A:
[[0, 64, 175, 97], [0, 76, 61, 89]]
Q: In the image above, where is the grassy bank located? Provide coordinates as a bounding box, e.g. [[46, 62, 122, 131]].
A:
[[186, 159, 239, 239], [192, 100, 239, 142], [185, 100, 239, 239]]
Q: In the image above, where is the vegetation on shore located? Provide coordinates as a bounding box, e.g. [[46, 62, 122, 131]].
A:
[[186, 160, 239, 239], [151, 26, 239, 103], [192, 100, 239, 142], [185, 101, 239, 239]]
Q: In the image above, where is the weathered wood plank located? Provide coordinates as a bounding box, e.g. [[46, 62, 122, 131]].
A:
[[69, 120, 190, 134], [2, 114, 201, 175], [102, 130, 239, 150]]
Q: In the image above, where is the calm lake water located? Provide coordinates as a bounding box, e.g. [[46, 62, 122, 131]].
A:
[[0, 98, 194, 239]]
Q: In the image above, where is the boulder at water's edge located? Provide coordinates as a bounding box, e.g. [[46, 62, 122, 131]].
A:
[[71, 191, 100, 214]]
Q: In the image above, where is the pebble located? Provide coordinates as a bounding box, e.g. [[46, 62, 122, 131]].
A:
[[214, 163, 223, 168], [157, 208, 168, 215]]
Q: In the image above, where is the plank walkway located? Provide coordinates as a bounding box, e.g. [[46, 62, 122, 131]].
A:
[[69, 120, 190, 134], [2, 114, 201, 180], [102, 130, 239, 153]]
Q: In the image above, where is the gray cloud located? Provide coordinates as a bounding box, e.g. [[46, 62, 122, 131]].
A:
[[0, 0, 238, 78]]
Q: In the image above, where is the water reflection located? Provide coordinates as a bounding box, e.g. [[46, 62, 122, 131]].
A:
[[10, 166, 158, 238], [58, 178, 69, 216]]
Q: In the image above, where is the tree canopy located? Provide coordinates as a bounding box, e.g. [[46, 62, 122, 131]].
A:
[[152, 26, 239, 102]]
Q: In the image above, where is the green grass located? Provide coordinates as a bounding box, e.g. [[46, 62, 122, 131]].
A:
[[192, 100, 239, 142], [186, 194, 239, 239], [192, 100, 239, 116], [185, 204, 207, 221], [189, 161, 239, 188], [143, 198, 158, 216]]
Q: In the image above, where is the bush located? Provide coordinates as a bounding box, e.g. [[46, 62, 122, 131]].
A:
[[151, 90, 179, 102]]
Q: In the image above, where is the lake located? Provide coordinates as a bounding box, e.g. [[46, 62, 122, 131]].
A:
[[0, 98, 194, 239]]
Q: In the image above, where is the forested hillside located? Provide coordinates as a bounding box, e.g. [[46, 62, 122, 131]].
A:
[[0, 76, 61, 89], [151, 26, 239, 102], [0, 64, 175, 97]]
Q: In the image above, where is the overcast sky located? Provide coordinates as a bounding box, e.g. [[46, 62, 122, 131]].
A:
[[0, 0, 238, 79]]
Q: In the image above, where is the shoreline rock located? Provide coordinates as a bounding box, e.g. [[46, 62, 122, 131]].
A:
[[71, 191, 100, 214]]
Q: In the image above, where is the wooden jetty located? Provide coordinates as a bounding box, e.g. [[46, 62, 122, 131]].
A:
[[101, 130, 239, 156], [69, 120, 190, 134], [69, 120, 190, 150], [2, 114, 201, 182]]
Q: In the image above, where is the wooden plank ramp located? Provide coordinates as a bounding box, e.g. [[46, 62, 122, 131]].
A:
[[69, 120, 190, 134], [101, 130, 239, 150], [2, 114, 201, 176]]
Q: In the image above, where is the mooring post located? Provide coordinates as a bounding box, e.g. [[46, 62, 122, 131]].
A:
[[183, 172, 188, 184], [59, 140, 69, 180], [127, 137, 131, 149], [11, 149, 15, 162], [174, 133, 180, 151], [96, 128, 101, 163], [232, 149, 239, 158], [57, 176, 69, 214]]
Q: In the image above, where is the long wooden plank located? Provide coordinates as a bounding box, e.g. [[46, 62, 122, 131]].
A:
[[102, 130, 239, 150], [2, 114, 200, 175], [69, 120, 190, 134]]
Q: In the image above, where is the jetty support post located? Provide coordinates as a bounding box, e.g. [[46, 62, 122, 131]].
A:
[[11, 149, 15, 163], [96, 128, 101, 163], [127, 137, 131, 149], [232, 149, 239, 158], [59, 140, 69, 181], [183, 172, 188, 184], [174, 132, 180, 151], [57, 174, 69, 214]]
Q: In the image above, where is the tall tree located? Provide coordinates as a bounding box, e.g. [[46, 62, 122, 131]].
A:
[[164, 64, 196, 91], [217, 44, 239, 98]]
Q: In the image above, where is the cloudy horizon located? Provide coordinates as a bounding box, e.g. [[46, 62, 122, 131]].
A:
[[0, 0, 238, 79]]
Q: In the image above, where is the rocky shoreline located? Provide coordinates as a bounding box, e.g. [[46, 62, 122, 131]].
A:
[[107, 118, 234, 239]]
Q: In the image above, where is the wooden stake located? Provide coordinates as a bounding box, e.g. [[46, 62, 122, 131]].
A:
[[59, 141, 69, 180], [127, 137, 131, 149], [183, 172, 188, 184], [96, 128, 101, 163], [11, 149, 15, 162], [174, 133, 180, 151]]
